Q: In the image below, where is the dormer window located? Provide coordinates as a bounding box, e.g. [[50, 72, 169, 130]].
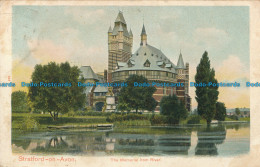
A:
[[128, 61, 133, 67], [144, 59, 151, 67], [161, 62, 166, 68]]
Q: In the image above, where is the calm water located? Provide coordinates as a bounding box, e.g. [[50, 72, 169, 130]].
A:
[[12, 123, 249, 156]]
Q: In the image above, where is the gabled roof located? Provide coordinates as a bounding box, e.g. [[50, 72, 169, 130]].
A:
[[115, 11, 126, 24], [80, 66, 99, 80], [176, 53, 185, 69], [94, 85, 108, 93]]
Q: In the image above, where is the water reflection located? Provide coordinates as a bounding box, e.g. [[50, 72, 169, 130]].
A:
[[195, 126, 226, 156], [12, 123, 249, 156]]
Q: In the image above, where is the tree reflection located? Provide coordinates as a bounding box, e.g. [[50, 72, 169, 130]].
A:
[[195, 125, 226, 156]]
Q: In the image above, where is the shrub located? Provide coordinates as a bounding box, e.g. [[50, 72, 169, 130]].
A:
[[18, 115, 39, 131], [150, 114, 167, 125], [187, 115, 201, 124], [114, 120, 151, 127], [68, 111, 75, 117], [227, 115, 239, 121], [74, 111, 113, 117], [106, 113, 149, 123]]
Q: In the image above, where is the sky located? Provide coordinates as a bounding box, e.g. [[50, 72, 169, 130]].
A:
[[12, 6, 249, 109]]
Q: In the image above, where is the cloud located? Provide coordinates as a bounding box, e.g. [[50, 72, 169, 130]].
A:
[[190, 55, 250, 109], [65, 8, 106, 25], [27, 39, 71, 64], [215, 55, 249, 82], [218, 87, 249, 108], [12, 59, 34, 92], [193, 27, 231, 49]]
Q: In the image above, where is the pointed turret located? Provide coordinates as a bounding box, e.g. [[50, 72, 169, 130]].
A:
[[108, 26, 112, 33], [118, 24, 123, 32], [115, 11, 126, 25], [141, 24, 146, 35], [176, 51, 185, 69], [140, 24, 147, 46], [129, 28, 133, 37]]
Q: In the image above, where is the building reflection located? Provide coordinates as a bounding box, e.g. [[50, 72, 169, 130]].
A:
[[195, 125, 226, 156]]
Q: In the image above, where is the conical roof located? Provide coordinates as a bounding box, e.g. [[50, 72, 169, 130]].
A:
[[108, 26, 112, 33], [118, 24, 123, 31], [176, 52, 185, 69], [115, 11, 126, 24], [141, 24, 146, 35], [129, 29, 133, 36]]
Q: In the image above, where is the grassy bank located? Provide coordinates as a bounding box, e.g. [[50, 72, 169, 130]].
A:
[[12, 113, 109, 131]]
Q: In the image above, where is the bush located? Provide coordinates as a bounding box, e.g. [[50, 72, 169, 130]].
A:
[[106, 114, 124, 122], [74, 111, 113, 117], [187, 115, 201, 124], [18, 115, 39, 131], [106, 113, 149, 123], [68, 111, 75, 117], [150, 114, 167, 125], [227, 115, 239, 121], [114, 120, 151, 127]]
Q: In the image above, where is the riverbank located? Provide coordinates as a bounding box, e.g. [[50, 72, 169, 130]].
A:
[[12, 112, 250, 132]]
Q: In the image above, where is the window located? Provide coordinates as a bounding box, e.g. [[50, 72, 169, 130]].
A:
[[144, 59, 151, 67], [163, 87, 167, 95], [128, 61, 133, 67]]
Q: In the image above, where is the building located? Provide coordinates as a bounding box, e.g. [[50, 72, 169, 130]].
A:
[[80, 11, 191, 112], [109, 12, 191, 111], [107, 11, 133, 82], [80, 66, 108, 111]]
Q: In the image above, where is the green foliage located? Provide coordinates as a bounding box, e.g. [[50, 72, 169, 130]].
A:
[[160, 95, 188, 124], [28, 62, 86, 121], [215, 102, 226, 121], [117, 74, 157, 112], [195, 51, 219, 124], [67, 111, 75, 117], [106, 113, 149, 123], [18, 115, 39, 131], [74, 111, 112, 117], [11, 91, 30, 113], [114, 120, 151, 127], [235, 108, 241, 116], [227, 115, 239, 121], [12, 113, 108, 130], [149, 114, 167, 125], [187, 115, 201, 124]]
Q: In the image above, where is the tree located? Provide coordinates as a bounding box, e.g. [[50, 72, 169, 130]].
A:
[[28, 62, 86, 120], [11, 91, 30, 112], [195, 51, 219, 125], [214, 102, 226, 121], [235, 108, 241, 116], [117, 74, 157, 113], [160, 95, 188, 124]]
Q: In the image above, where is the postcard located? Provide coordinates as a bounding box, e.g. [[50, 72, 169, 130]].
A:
[[0, 1, 260, 167]]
